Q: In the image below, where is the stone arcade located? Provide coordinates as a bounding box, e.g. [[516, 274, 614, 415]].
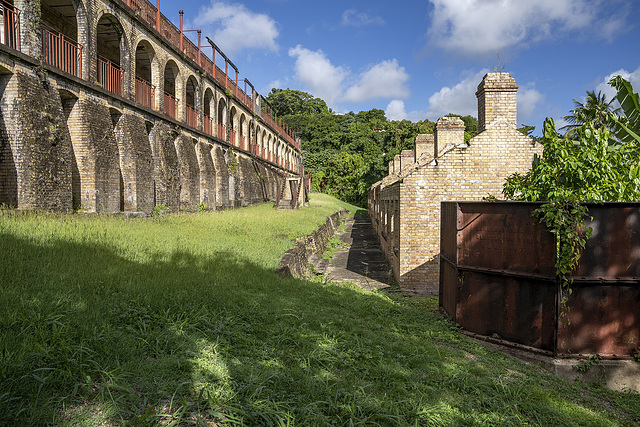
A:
[[0, 0, 302, 213]]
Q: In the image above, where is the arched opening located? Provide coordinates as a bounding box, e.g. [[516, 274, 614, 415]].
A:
[[239, 114, 247, 150], [185, 75, 198, 128], [96, 14, 125, 96], [163, 60, 179, 119], [41, 0, 82, 77], [229, 106, 237, 146], [217, 97, 226, 140], [261, 130, 267, 159], [135, 40, 155, 109], [1, 1, 19, 50], [203, 88, 214, 135], [58, 89, 80, 210]]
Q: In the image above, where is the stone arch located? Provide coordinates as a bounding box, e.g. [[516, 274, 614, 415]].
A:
[[217, 97, 227, 140], [239, 113, 247, 151], [135, 39, 156, 109], [261, 130, 267, 158], [40, 0, 88, 79], [229, 106, 238, 147], [185, 75, 198, 128], [162, 59, 179, 119], [203, 87, 214, 135], [95, 12, 128, 96]]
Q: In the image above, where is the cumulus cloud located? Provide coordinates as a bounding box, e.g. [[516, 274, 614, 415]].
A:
[[343, 60, 410, 103], [517, 85, 544, 122], [427, 0, 624, 57], [193, 1, 279, 54], [288, 45, 348, 106], [426, 69, 489, 119], [595, 66, 640, 103], [341, 9, 385, 27], [289, 46, 410, 109], [385, 100, 408, 121]]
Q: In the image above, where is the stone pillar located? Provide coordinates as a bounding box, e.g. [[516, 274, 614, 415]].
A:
[[415, 133, 435, 161], [435, 117, 465, 156], [388, 160, 394, 176], [400, 149, 414, 172], [476, 72, 518, 133], [393, 154, 400, 175]]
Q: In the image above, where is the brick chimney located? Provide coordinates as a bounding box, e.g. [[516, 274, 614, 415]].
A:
[[393, 154, 401, 174], [415, 134, 435, 161], [388, 160, 394, 176], [435, 117, 465, 156], [400, 150, 414, 171], [476, 72, 518, 133]]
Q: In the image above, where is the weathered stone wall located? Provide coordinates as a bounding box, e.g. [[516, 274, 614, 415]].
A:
[[276, 209, 348, 279], [0, 69, 73, 211], [0, 0, 298, 214], [369, 72, 542, 294]]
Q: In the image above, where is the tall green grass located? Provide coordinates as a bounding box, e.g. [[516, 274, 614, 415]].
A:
[[0, 194, 638, 426]]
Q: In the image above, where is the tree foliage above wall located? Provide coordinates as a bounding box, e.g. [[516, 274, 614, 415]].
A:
[[265, 89, 443, 207]]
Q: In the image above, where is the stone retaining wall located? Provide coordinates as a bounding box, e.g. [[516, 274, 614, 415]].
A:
[[276, 209, 348, 279]]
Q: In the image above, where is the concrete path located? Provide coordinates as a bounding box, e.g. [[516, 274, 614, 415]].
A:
[[311, 214, 392, 291]]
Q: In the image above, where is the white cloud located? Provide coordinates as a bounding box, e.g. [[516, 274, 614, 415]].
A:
[[344, 60, 410, 103], [341, 9, 385, 27], [385, 100, 407, 121], [426, 69, 489, 120], [288, 45, 348, 106], [427, 0, 620, 57], [289, 45, 411, 109], [193, 1, 279, 54], [517, 85, 544, 122], [595, 66, 640, 103]]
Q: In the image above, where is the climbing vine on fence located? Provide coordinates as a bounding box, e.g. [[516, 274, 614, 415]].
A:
[[504, 111, 640, 315]]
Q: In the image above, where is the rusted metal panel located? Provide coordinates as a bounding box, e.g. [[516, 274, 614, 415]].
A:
[[440, 201, 640, 358], [558, 283, 640, 357], [456, 270, 556, 351], [455, 202, 555, 276], [574, 204, 640, 280]]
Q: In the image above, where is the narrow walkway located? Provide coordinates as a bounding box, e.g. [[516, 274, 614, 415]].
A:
[[312, 214, 392, 291]]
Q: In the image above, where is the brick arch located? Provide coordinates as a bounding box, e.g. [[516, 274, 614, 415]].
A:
[[39, 0, 88, 79], [229, 105, 238, 146], [162, 59, 180, 119], [95, 12, 129, 97], [134, 39, 156, 110], [185, 74, 198, 127], [217, 96, 227, 140], [203, 86, 215, 135]]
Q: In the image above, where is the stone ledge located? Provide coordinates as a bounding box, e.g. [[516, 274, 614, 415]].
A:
[[276, 209, 348, 279]]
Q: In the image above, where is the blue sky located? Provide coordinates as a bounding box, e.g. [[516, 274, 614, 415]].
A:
[[160, 0, 640, 134]]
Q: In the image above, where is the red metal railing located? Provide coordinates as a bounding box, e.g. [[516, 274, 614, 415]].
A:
[[229, 129, 236, 146], [239, 135, 245, 151], [41, 26, 82, 78], [164, 91, 178, 119], [186, 104, 197, 128], [204, 114, 213, 135], [1, 1, 19, 51], [97, 56, 124, 96], [218, 123, 225, 140], [136, 77, 155, 109], [129, 0, 158, 28], [123, 0, 301, 162]]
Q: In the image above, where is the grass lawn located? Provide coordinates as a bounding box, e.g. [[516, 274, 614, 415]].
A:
[[1, 194, 638, 426]]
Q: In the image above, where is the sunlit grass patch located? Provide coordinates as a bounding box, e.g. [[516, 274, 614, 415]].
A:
[[1, 194, 639, 425]]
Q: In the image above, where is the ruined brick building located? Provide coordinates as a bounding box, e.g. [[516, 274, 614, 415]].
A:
[[369, 72, 542, 294], [0, 0, 302, 213]]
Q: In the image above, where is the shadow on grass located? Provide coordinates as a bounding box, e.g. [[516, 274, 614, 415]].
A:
[[0, 231, 636, 425]]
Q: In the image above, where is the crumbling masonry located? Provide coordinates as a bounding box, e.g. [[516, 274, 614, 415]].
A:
[[0, 0, 301, 213], [368, 73, 542, 294]]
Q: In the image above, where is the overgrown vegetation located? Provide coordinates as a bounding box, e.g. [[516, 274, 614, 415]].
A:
[[1, 194, 639, 425], [266, 89, 480, 207], [504, 76, 640, 308]]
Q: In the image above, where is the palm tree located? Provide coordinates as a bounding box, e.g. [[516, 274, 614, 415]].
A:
[[560, 90, 620, 136]]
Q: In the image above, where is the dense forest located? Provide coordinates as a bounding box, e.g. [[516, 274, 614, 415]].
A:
[[265, 89, 478, 207]]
